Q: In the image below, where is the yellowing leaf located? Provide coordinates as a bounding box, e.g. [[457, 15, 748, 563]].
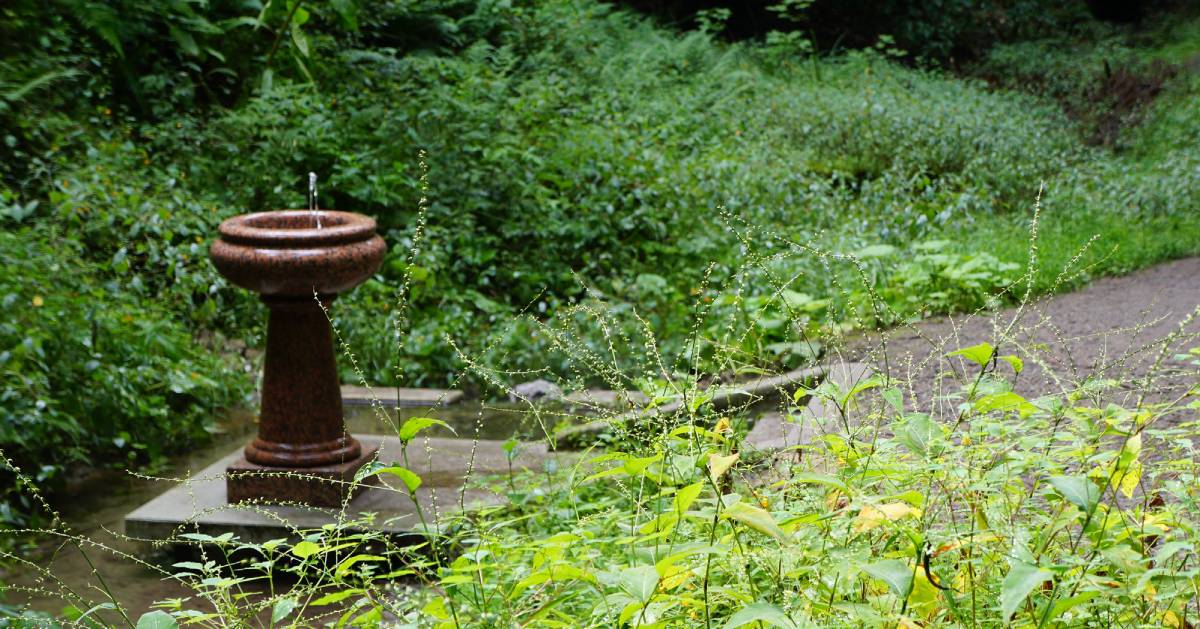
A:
[[1114, 460, 1142, 498], [854, 503, 920, 533], [659, 564, 691, 591], [708, 452, 739, 481], [724, 501, 788, 543]]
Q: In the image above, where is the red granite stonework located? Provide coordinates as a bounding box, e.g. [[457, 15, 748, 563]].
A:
[[211, 210, 385, 506]]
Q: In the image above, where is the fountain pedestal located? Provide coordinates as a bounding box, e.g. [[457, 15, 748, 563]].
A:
[[211, 210, 386, 507]]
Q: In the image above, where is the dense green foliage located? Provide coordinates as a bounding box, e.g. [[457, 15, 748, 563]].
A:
[[1, 0, 1198, 543], [0, 227, 248, 525]]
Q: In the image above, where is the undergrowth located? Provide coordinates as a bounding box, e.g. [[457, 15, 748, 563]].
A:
[[1, 0, 1199, 583], [4, 203, 1200, 627]]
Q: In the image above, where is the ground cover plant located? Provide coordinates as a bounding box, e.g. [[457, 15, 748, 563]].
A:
[[1, 0, 1200, 616], [5, 219, 1200, 627]]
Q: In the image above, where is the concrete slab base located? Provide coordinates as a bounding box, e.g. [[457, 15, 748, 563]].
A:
[[225, 443, 379, 508], [124, 434, 559, 543]]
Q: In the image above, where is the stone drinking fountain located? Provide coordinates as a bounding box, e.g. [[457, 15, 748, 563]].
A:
[[210, 206, 385, 507]]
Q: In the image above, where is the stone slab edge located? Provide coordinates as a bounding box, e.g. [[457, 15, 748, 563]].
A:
[[124, 433, 557, 544], [742, 361, 874, 451], [340, 385, 464, 408], [555, 364, 829, 446]]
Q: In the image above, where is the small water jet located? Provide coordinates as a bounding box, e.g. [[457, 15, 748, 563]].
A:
[[308, 171, 321, 229], [210, 206, 384, 507]]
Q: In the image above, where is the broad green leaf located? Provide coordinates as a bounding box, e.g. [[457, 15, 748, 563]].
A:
[[639, 512, 679, 535], [947, 342, 995, 367], [668, 425, 726, 443], [688, 391, 715, 413], [618, 565, 659, 603], [335, 554, 385, 577], [787, 472, 849, 493], [896, 412, 938, 455], [974, 392, 1036, 418], [168, 26, 200, 57], [311, 589, 364, 606], [292, 5, 310, 25], [618, 601, 646, 626], [271, 598, 298, 624], [723, 601, 798, 628], [136, 611, 178, 629], [654, 545, 723, 576], [999, 354, 1024, 374], [1045, 591, 1099, 623], [882, 387, 904, 413], [856, 244, 897, 258], [624, 453, 663, 476], [1047, 475, 1101, 513], [674, 482, 704, 515], [511, 565, 591, 597], [861, 560, 913, 599], [260, 68, 273, 94], [290, 541, 321, 559], [725, 501, 788, 543], [840, 376, 881, 408], [330, 0, 359, 30], [370, 466, 422, 493], [399, 417, 453, 443], [1000, 561, 1052, 621], [290, 21, 310, 57], [422, 597, 450, 620]]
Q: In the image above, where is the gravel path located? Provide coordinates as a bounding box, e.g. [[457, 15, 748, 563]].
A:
[[848, 257, 1200, 420]]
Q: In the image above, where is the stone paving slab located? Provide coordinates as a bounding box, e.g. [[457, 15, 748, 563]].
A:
[[340, 385, 464, 407], [556, 364, 828, 444], [124, 434, 559, 543], [562, 389, 651, 412], [743, 362, 873, 451]]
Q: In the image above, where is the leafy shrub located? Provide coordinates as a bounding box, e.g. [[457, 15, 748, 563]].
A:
[[0, 227, 249, 525]]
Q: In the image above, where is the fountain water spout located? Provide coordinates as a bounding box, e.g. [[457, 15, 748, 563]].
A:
[[308, 172, 321, 229]]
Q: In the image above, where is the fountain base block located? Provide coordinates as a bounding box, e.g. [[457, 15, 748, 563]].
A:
[[124, 435, 562, 544], [226, 445, 379, 508]]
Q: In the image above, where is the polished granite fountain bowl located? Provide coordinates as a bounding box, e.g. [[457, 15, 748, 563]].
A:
[[210, 210, 385, 297], [208, 209, 386, 506]]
